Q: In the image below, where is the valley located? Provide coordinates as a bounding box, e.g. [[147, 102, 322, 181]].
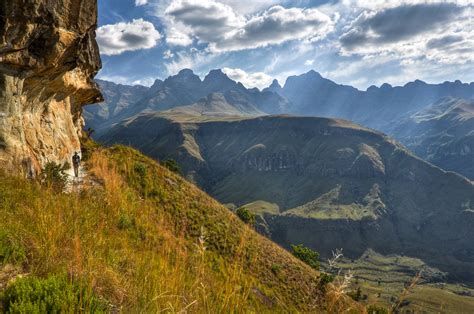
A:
[[1, 0, 473, 311], [99, 112, 474, 286]]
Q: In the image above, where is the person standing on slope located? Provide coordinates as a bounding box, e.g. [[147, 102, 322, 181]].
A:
[[72, 152, 81, 177]]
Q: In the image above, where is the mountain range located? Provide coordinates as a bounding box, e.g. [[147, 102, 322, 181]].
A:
[[86, 69, 474, 180]]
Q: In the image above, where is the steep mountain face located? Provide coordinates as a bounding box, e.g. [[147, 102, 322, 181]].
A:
[[84, 69, 290, 134], [278, 71, 474, 130], [83, 79, 149, 132], [389, 98, 474, 179], [0, 0, 102, 175], [101, 113, 474, 283]]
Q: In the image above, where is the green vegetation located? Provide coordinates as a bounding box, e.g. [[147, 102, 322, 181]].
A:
[[2, 274, 104, 313], [0, 142, 362, 312], [39, 162, 68, 191], [291, 244, 320, 270], [348, 287, 362, 301], [236, 207, 256, 226], [162, 159, 180, 174], [317, 273, 334, 293], [0, 231, 26, 265], [366, 304, 389, 314]]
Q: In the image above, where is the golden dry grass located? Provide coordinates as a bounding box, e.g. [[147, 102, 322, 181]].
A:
[[0, 143, 365, 312]]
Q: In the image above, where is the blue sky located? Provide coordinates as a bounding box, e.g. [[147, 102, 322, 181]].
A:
[[96, 0, 473, 90]]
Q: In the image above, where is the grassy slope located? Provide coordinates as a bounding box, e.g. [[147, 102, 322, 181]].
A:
[[0, 143, 361, 312]]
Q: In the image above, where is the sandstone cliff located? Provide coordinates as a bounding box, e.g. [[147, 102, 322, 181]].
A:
[[0, 0, 102, 175]]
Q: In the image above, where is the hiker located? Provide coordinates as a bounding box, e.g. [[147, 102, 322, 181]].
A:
[[72, 152, 81, 177]]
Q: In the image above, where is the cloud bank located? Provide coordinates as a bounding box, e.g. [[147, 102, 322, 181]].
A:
[[222, 68, 273, 89], [164, 0, 334, 52]]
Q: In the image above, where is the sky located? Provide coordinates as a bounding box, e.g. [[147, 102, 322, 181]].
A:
[[96, 0, 474, 90]]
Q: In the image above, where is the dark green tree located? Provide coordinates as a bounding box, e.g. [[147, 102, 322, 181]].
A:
[[236, 207, 256, 226], [162, 159, 181, 174], [291, 244, 320, 270]]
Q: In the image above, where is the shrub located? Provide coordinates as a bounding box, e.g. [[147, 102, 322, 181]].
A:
[[290, 244, 320, 270], [0, 231, 26, 265], [348, 287, 362, 301], [40, 162, 68, 191], [271, 263, 282, 275], [118, 211, 135, 230], [133, 162, 147, 178], [236, 207, 256, 226], [317, 273, 334, 293], [366, 304, 389, 314], [134, 162, 148, 190], [2, 274, 105, 313], [162, 159, 180, 174]]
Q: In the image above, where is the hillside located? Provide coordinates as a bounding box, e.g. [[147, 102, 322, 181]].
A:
[[0, 143, 363, 312], [389, 97, 474, 179], [101, 113, 474, 285]]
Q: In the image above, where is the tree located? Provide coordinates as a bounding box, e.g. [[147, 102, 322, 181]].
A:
[[236, 207, 256, 226], [291, 244, 320, 270], [162, 159, 180, 174]]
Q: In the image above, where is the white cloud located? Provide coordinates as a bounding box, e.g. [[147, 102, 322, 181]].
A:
[[135, 0, 148, 6], [164, 50, 218, 76], [96, 74, 155, 87], [163, 0, 334, 51], [222, 67, 273, 89], [304, 59, 314, 66], [220, 0, 282, 14], [163, 50, 175, 59], [338, 2, 473, 66], [97, 19, 161, 56]]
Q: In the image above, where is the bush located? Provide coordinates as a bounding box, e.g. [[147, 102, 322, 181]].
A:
[[291, 244, 320, 270], [133, 162, 147, 178], [317, 273, 334, 293], [2, 274, 105, 313], [271, 264, 282, 275], [40, 162, 68, 191], [366, 304, 389, 314], [162, 159, 181, 174], [0, 231, 26, 265], [236, 207, 256, 226], [348, 287, 362, 301], [118, 211, 135, 230]]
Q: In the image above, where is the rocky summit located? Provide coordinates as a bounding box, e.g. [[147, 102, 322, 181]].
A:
[[0, 0, 102, 175]]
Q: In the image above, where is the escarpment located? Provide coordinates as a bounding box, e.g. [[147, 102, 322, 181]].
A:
[[0, 0, 102, 175], [101, 113, 474, 282]]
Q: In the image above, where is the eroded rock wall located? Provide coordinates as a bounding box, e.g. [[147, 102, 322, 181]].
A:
[[0, 0, 102, 175]]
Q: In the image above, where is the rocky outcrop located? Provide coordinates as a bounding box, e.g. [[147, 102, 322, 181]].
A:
[[0, 0, 102, 176]]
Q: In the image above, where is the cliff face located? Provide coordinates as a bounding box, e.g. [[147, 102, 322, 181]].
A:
[[0, 0, 102, 175]]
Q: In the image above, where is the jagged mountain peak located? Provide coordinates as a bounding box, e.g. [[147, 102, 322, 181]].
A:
[[203, 69, 233, 84], [165, 68, 201, 85], [268, 79, 282, 90]]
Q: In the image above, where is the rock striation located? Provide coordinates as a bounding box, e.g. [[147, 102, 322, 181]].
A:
[[0, 0, 102, 175]]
